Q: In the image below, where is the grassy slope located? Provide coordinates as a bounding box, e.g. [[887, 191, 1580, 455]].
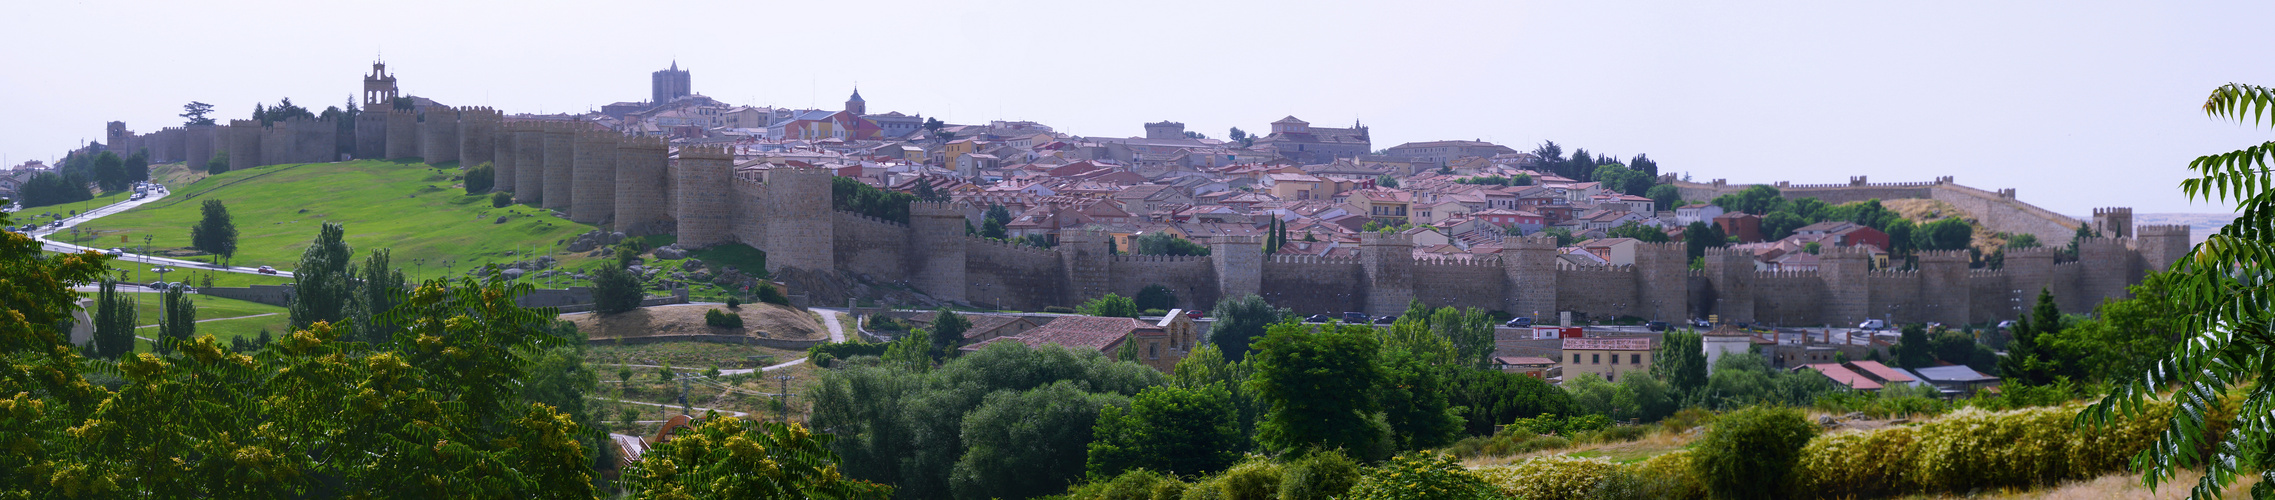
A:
[[86, 254, 295, 287], [124, 293, 284, 327], [74, 159, 600, 275]]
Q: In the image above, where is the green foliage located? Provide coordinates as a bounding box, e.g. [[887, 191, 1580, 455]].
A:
[[806, 341, 1164, 499], [1250, 322, 1392, 460], [1703, 352, 1839, 408], [1206, 294, 1287, 362], [929, 308, 970, 361], [1444, 369, 1575, 437], [1683, 221, 1728, 261], [1059, 468, 1189, 500], [1080, 293, 1142, 318], [189, 198, 238, 266], [1439, 425, 1572, 459], [154, 285, 196, 354], [1895, 323, 1935, 368], [1133, 284, 1176, 312], [1588, 450, 1707, 500], [1171, 344, 1264, 440], [625, 417, 892, 498], [808, 340, 890, 366], [1455, 174, 1532, 187], [463, 162, 494, 193], [350, 248, 406, 344], [2000, 288, 2062, 386], [1278, 449, 1360, 500], [1088, 383, 1245, 479], [1761, 211, 1808, 241], [181, 101, 216, 126], [590, 264, 643, 314], [756, 281, 790, 305], [1345, 451, 1504, 500], [15, 171, 94, 208], [1591, 163, 1654, 196], [1133, 231, 1210, 256], [1652, 330, 1708, 394], [1691, 406, 1818, 500], [93, 279, 137, 359], [1376, 344, 1465, 451], [1181, 457, 1283, 500], [491, 190, 512, 207], [704, 308, 743, 328], [832, 175, 915, 223], [1645, 184, 1682, 212], [1793, 403, 2171, 498], [1914, 217, 1974, 251], [207, 150, 230, 174], [1604, 221, 1668, 243], [1713, 185, 1787, 215], [2036, 272, 2184, 383], [287, 222, 354, 332], [1537, 226, 1577, 246], [1475, 454, 1620, 500]]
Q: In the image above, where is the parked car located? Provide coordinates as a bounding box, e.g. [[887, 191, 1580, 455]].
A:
[[257, 265, 278, 275], [145, 281, 168, 290], [1342, 312, 1370, 323], [104, 248, 123, 256], [1503, 317, 1534, 328], [1858, 319, 1887, 330], [1372, 315, 1399, 325], [1305, 314, 1332, 323], [1645, 321, 1669, 332], [1185, 310, 1204, 320]]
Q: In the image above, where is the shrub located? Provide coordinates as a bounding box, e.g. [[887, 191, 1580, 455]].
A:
[[463, 162, 494, 193], [1690, 406, 1816, 500], [725, 297, 741, 309], [704, 308, 743, 328], [490, 191, 511, 207], [1787, 402, 2174, 498], [1278, 449, 1360, 500], [1142, 308, 1168, 317], [1791, 426, 1920, 497], [1062, 468, 1187, 500], [1574, 424, 1647, 444], [1659, 407, 1716, 434], [867, 315, 908, 331], [1590, 451, 1706, 500], [1182, 457, 1281, 500], [807, 341, 889, 365], [1440, 426, 1570, 459], [590, 264, 643, 314], [756, 282, 790, 305], [1476, 454, 1620, 500], [1346, 451, 1503, 500]]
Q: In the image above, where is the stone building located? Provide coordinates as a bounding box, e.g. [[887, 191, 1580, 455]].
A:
[[652, 62, 691, 109], [1560, 337, 1654, 382]]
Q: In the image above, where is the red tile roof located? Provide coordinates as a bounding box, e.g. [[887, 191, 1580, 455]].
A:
[[1800, 363, 1884, 390]]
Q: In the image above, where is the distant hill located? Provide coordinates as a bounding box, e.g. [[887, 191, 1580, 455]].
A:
[[2132, 213, 2237, 244]]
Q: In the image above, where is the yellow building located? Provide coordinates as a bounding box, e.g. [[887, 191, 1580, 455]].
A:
[[1560, 337, 1654, 382]]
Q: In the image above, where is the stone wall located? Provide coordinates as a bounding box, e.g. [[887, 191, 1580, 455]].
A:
[[228, 120, 262, 172], [385, 110, 419, 160], [513, 124, 545, 203], [1750, 270, 1825, 326], [185, 124, 215, 171], [614, 136, 669, 234], [832, 211, 909, 281], [1411, 257, 1506, 312], [964, 236, 1067, 311], [459, 107, 499, 169], [354, 112, 387, 160], [763, 167, 835, 273], [674, 145, 733, 248], [541, 123, 574, 211], [1555, 265, 1638, 320], [1260, 256, 1366, 315], [421, 106, 460, 165], [1107, 254, 1219, 311], [570, 128, 617, 224]]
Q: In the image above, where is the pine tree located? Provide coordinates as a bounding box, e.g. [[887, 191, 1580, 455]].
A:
[[92, 279, 137, 359], [156, 285, 196, 354], [289, 222, 357, 332], [352, 249, 407, 345], [1999, 288, 2060, 385]]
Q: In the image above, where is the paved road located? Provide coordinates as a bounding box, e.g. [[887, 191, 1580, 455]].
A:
[[811, 307, 849, 343], [27, 186, 294, 279]]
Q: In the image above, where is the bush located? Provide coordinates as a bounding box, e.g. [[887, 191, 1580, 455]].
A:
[[1790, 402, 2174, 498], [1044, 306, 1076, 314], [1475, 455, 1620, 500], [1061, 468, 1187, 500], [755, 282, 790, 305], [1278, 450, 1360, 500], [704, 308, 743, 328], [590, 264, 643, 315], [1659, 407, 1716, 434], [490, 191, 511, 208], [1690, 406, 1816, 500], [867, 315, 908, 331], [807, 341, 889, 366], [464, 162, 494, 193], [725, 297, 741, 309], [1573, 424, 1647, 444], [1590, 451, 1706, 500], [1440, 426, 1570, 459], [1142, 308, 1168, 317], [1181, 457, 1281, 500], [1345, 451, 1502, 500]]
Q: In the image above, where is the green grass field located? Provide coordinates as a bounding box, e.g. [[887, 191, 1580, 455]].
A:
[[83, 254, 296, 288], [74, 159, 602, 275], [16, 190, 133, 223], [103, 293, 290, 352]]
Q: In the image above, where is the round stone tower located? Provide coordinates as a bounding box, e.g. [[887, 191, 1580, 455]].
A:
[[675, 145, 734, 248], [512, 123, 546, 204], [910, 201, 969, 302], [614, 135, 670, 235], [570, 128, 619, 224], [542, 122, 575, 211], [421, 106, 460, 165], [1359, 231, 1416, 316], [1500, 233, 1559, 319], [493, 123, 517, 193], [458, 107, 498, 170], [763, 167, 837, 273], [1816, 246, 1871, 325], [228, 119, 263, 172]]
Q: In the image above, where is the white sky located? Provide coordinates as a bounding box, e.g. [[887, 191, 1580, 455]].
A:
[[5, 0, 2271, 214]]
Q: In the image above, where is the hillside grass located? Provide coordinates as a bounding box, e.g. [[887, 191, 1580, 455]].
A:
[[121, 293, 283, 327], [83, 254, 295, 288], [73, 159, 601, 275]]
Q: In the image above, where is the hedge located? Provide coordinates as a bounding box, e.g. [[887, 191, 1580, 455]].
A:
[[1791, 402, 2173, 498]]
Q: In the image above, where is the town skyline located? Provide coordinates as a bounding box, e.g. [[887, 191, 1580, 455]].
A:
[[6, 0, 2274, 214]]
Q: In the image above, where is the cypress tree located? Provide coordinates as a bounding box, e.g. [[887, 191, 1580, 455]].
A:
[[157, 285, 196, 354], [289, 223, 357, 333], [92, 279, 138, 359]]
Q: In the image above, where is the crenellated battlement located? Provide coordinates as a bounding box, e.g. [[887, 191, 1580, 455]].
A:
[[1415, 256, 1501, 267], [1269, 254, 1363, 265]]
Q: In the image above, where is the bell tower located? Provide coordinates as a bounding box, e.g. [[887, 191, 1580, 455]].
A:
[[845, 87, 866, 116], [363, 60, 398, 110]]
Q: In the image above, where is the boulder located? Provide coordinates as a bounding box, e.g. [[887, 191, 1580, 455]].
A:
[[501, 268, 525, 280], [653, 245, 689, 260]]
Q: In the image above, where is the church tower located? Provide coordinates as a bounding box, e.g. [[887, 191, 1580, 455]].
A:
[[363, 61, 398, 110], [845, 87, 866, 116]]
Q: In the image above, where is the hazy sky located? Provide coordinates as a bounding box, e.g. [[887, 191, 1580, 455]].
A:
[[6, 0, 2271, 214]]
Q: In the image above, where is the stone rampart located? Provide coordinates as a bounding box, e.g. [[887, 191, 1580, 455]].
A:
[[458, 107, 499, 169], [354, 112, 388, 160], [512, 123, 545, 203], [1107, 254, 1219, 311], [614, 136, 669, 234], [1260, 256, 1366, 315], [570, 128, 617, 224], [674, 145, 733, 248], [421, 106, 460, 165], [832, 211, 909, 281], [1411, 257, 1507, 312], [385, 109, 419, 160], [965, 236, 1067, 310], [541, 122, 574, 211], [185, 124, 215, 171], [227, 120, 262, 172], [763, 167, 835, 273]]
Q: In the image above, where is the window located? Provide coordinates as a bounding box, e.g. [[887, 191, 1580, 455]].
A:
[[1592, 354, 1600, 364], [1148, 343, 1159, 360], [1571, 354, 1579, 364], [1631, 354, 1641, 364]]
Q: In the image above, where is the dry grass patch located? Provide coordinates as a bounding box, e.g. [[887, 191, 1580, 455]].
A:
[[1906, 471, 2257, 499], [569, 303, 826, 340]]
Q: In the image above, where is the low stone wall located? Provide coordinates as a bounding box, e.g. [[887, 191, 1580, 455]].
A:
[[585, 334, 825, 350]]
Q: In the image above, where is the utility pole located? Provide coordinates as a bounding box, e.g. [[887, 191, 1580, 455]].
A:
[[773, 374, 797, 422]]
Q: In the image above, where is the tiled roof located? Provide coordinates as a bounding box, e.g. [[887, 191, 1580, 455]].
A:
[[1801, 363, 1885, 390], [1846, 360, 1917, 383], [974, 316, 1147, 353], [1561, 338, 1652, 351]]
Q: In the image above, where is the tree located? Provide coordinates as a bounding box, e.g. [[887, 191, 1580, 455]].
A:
[[1762, 212, 1809, 241], [464, 162, 495, 193], [91, 151, 128, 192], [153, 284, 197, 355], [180, 101, 216, 126], [626, 417, 891, 498], [124, 150, 150, 183], [1884, 218, 1917, 255], [1713, 184, 1787, 215], [1133, 284, 1177, 312], [591, 264, 643, 314], [1134, 231, 1211, 256], [288, 222, 356, 331], [1646, 184, 1682, 212], [1206, 294, 1287, 361], [1375, 175, 1400, 188], [2083, 86, 2275, 495], [1444, 368, 1574, 436], [1375, 345, 1464, 450], [352, 249, 407, 345], [1915, 218, 1974, 251], [2038, 272, 2185, 383], [207, 150, 230, 174], [1999, 288, 2061, 386], [92, 279, 137, 359], [1249, 322, 1391, 460], [1630, 153, 1661, 179], [1087, 383, 1245, 479], [1685, 222, 1728, 261], [1426, 306, 1496, 370], [16, 171, 93, 208], [1652, 329, 1708, 394], [1080, 293, 1141, 318], [929, 308, 971, 361], [1607, 221, 1671, 243], [1691, 406, 1818, 500], [1895, 323, 1936, 368], [189, 199, 237, 267], [951, 381, 1130, 499]]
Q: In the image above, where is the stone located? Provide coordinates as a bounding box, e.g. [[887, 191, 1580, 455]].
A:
[[653, 245, 689, 260], [502, 268, 525, 279], [494, 215, 509, 224], [682, 259, 704, 271]]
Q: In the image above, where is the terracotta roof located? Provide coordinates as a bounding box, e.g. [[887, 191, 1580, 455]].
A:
[[1561, 338, 1652, 351], [1495, 356, 1557, 366], [1846, 360, 1917, 383], [965, 316, 1147, 353], [1799, 363, 1884, 390]]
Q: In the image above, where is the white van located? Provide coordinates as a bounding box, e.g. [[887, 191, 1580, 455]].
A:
[[1857, 319, 1887, 330]]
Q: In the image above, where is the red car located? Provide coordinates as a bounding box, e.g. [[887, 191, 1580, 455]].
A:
[[256, 266, 278, 275]]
